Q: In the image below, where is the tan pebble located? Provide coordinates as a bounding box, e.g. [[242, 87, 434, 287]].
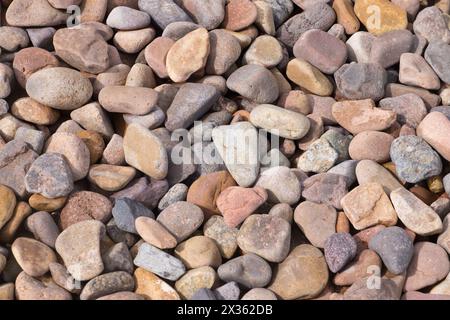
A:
[[0, 202, 32, 244], [333, 0, 361, 35], [349, 131, 395, 163], [29, 194, 67, 212], [126, 63, 155, 88], [336, 211, 350, 233], [134, 268, 180, 300], [0, 185, 16, 231], [287, 58, 333, 96], [223, 0, 257, 31], [88, 164, 136, 192], [135, 217, 177, 250], [175, 266, 218, 300], [76, 130, 105, 164]]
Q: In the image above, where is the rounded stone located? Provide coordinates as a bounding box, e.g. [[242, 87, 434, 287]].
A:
[[113, 28, 155, 54], [203, 216, 238, 259], [80, 271, 135, 300], [106, 6, 151, 30], [88, 165, 136, 192], [0, 185, 17, 231], [26, 211, 60, 249], [223, 0, 257, 31], [11, 98, 60, 126], [134, 267, 180, 300], [379, 94, 427, 128], [26, 67, 93, 111], [242, 288, 277, 300], [349, 131, 394, 163], [324, 232, 357, 273], [286, 58, 334, 96], [206, 29, 241, 75], [99, 86, 158, 116], [175, 236, 222, 269], [255, 166, 301, 205], [12, 237, 57, 277], [175, 266, 217, 300], [244, 35, 283, 68], [15, 272, 71, 300], [135, 217, 177, 250]]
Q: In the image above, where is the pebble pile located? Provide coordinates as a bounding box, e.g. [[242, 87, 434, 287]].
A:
[[0, 0, 449, 301]]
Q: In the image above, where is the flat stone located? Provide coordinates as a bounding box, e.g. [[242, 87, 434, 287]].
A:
[[334, 63, 387, 101], [136, 217, 177, 250], [341, 182, 398, 230], [45, 132, 90, 181], [217, 253, 272, 288], [227, 65, 279, 103], [294, 29, 347, 74], [166, 83, 220, 131], [166, 28, 210, 83], [276, 3, 336, 48], [178, 0, 224, 30], [346, 32, 377, 63], [286, 58, 333, 96], [203, 215, 238, 259], [14, 128, 45, 154], [162, 21, 201, 41], [111, 177, 168, 209], [11, 98, 59, 126], [369, 226, 414, 274], [0, 140, 38, 197], [390, 136, 442, 184], [26, 211, 59, 249], [123, 123, 168, 180], [385, 83, 441, 110], [5, 0, 68, 27], [269, 244, 329, 300], [144, 37, 174, 78], [103, 242, 133, 273], [26, 27, 56, 49], [55, 220, 105, 281], [216, 186, 267, 228], [294, 201, 336, 248], [379, 94, 427, 128], [214, 282, 240, 301], [369, 30, 414, 68], [417, 112, 450, 161], [349, 131, 394, 163], [138, 0, 192, 30], [424, 41, 450, 84], [399, 53, 441, 90], [390, 188, 443, 236], [354, 0, 408, 35], [250, 104, 310, 140], [321, 129, 352, 162], [175, 266, 217, 300], [99, 86, 158, 116], [112, 198, 154, 234], [332, 0, 360, 35], [106, 6, 151, 30], [26, 67, 93, 110], [298, 139, 339, 173], [324, 233, 357, 273], [29, 194, 66, 212], [80, 271, 135, 300], [88, 165, 136, 192], [404, 242, 450, 291], [332, 99, 396, 134], [113, 28, 156, 54], [12, 237, 56, 277], [134, 267, 180, 300], [255, 166, 301, 205], [102, 134, 125, 165], [158, 183, 188, 211], [237, 214, 291, 263], [328, 160, 358, 187]]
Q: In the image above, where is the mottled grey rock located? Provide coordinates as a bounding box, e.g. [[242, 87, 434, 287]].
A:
[[327, 160, 358, 187], [335, 63, 387, 101], [106, 6, 151, 30], [111, 177, 169, 209], [413, 6, 450, 44], [276, 3, 335, 48], [379, 94, 428, 128], [80, 271, 135, 300], [424, 41, 450, 84], [297, 139, 339, 173], [158, 183, 188, 210], [134, 242, 186, 281], [193, 141, 227, 176], [190, 288, 217, 300], [214, 282, 240, 300], [106, 219, 137, 248], [390, 136, 442, 184], [321, 129, 352, 163], [102, 242, 134, 274], [218, 253, 272, 288], [302, 173, 348, 210], [112, 198, 155, 234], [178, 0, 225, 30], [166, 83, 220, 131], [226, 65, 279, 104], [324, 233, 357, 273], [369, 30, 415, 69], [255, 166, 301, 205], [25, 153, 73, 199], [14, 127, 46, 154], [369, 226, 414, 274], [138, 0, 192, 29]]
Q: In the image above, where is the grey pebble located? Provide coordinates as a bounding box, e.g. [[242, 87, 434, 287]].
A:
[[324, 232, 357, 273], [112, 198, 155, 234]]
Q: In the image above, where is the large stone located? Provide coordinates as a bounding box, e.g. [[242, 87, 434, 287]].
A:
[[12, 237, 56, 277], [356, 160, 403, 195], [134, 267, 180, 300], [424, 41, 450, 84], [6, 0, 68, 27], [138, 0, 192, 30], [99, 86, 159, 116], [255, 166, 301, 205]]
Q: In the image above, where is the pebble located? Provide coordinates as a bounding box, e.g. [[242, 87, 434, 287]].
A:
[[298, 139, 339, 173], [413, 6, 450, 44], [370, 30, 415, 69], [417, 112, 450, 161], [158, 183, 188, 211], [324, 233, 357, 273], [379, 94, 427, 128], [369, 226, 414, 274], [0, 202, 32, 244], [203, 216, 238, 259], [5, 0, 68, 27], [26, 27, 56, 49], [162, 21, 201, 41], [276, 3, 336, 48], [294, 201, 337, 248], [286, 58, 334, 97], [269, 203, 293, 223], [341, 182, 398, 230], [26, 67, 93, 111], [243, 35, 283, 68], [144, 37, 174, 78], [106, 6, 151, 30], [123, 123, 168, 180], [335, 63, 387, 101], [356, 160, 403, 195], [216, 186, 267, 228], [390, 188, 442, 236], [386, 83, 441, 109], [134, 242, 186, 281], [302, 173, 348, 209], [404, 242, 450, 291], [80, 271, 134, 300], [11, 98, 59, 126], [99, 86, 158, 116], [399, 53, 441, 90], [268, 244, 329, 300], [55, 220, 105, 281], [294, 29, 347, 74], [134, 267, 180, 300], [227, 65, 279, 103], [332, 99, 396, 134], [111, 177, 168, 209], [218, 253, 272, 288], [0, 140, 38, 198], [175, 236, 222, 269], [237, 214, 291, 263], [332, 0, 360, 34], [166, 83, 220, 131], [135, 217, 177, 250], [12, 237, 56, 277], [26, 211, 59, 249], [15, 127, 45, 154], [60, 191, 112, 230], [354, 0, 408, 36], [102, 242, 133, 274], [349, 131, 394, 163], [253, 1, 276, 35], [328, 160, 358, 187], [29, 194, 66, 212], [88, 165, 135, 192], [321, 129, 352, 162], [255, 166, 301, 205], [97, 292, 144, 300], [166, 28, 210, 83], [113, 28, 155, 54], [242, 288, 277, 300], [112, 198, 154, 234], [157, 201, 204, 242], [15, 272, 71, 300], [390, 136, 442, 183], [211, 122, 258, 187], [334, 249, 382, 286], [250, 104, 310, 140], [138, 0, 192, 30], [223, 0, 257, 31], [214, 282, 240, 301], [102, 134, 125, 165], [175, 266, 217, 300], [0, 26, 29, 52], [424, 41, 450, 84], [0, 185, 17, 231], [438, 214, 450, 254]]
